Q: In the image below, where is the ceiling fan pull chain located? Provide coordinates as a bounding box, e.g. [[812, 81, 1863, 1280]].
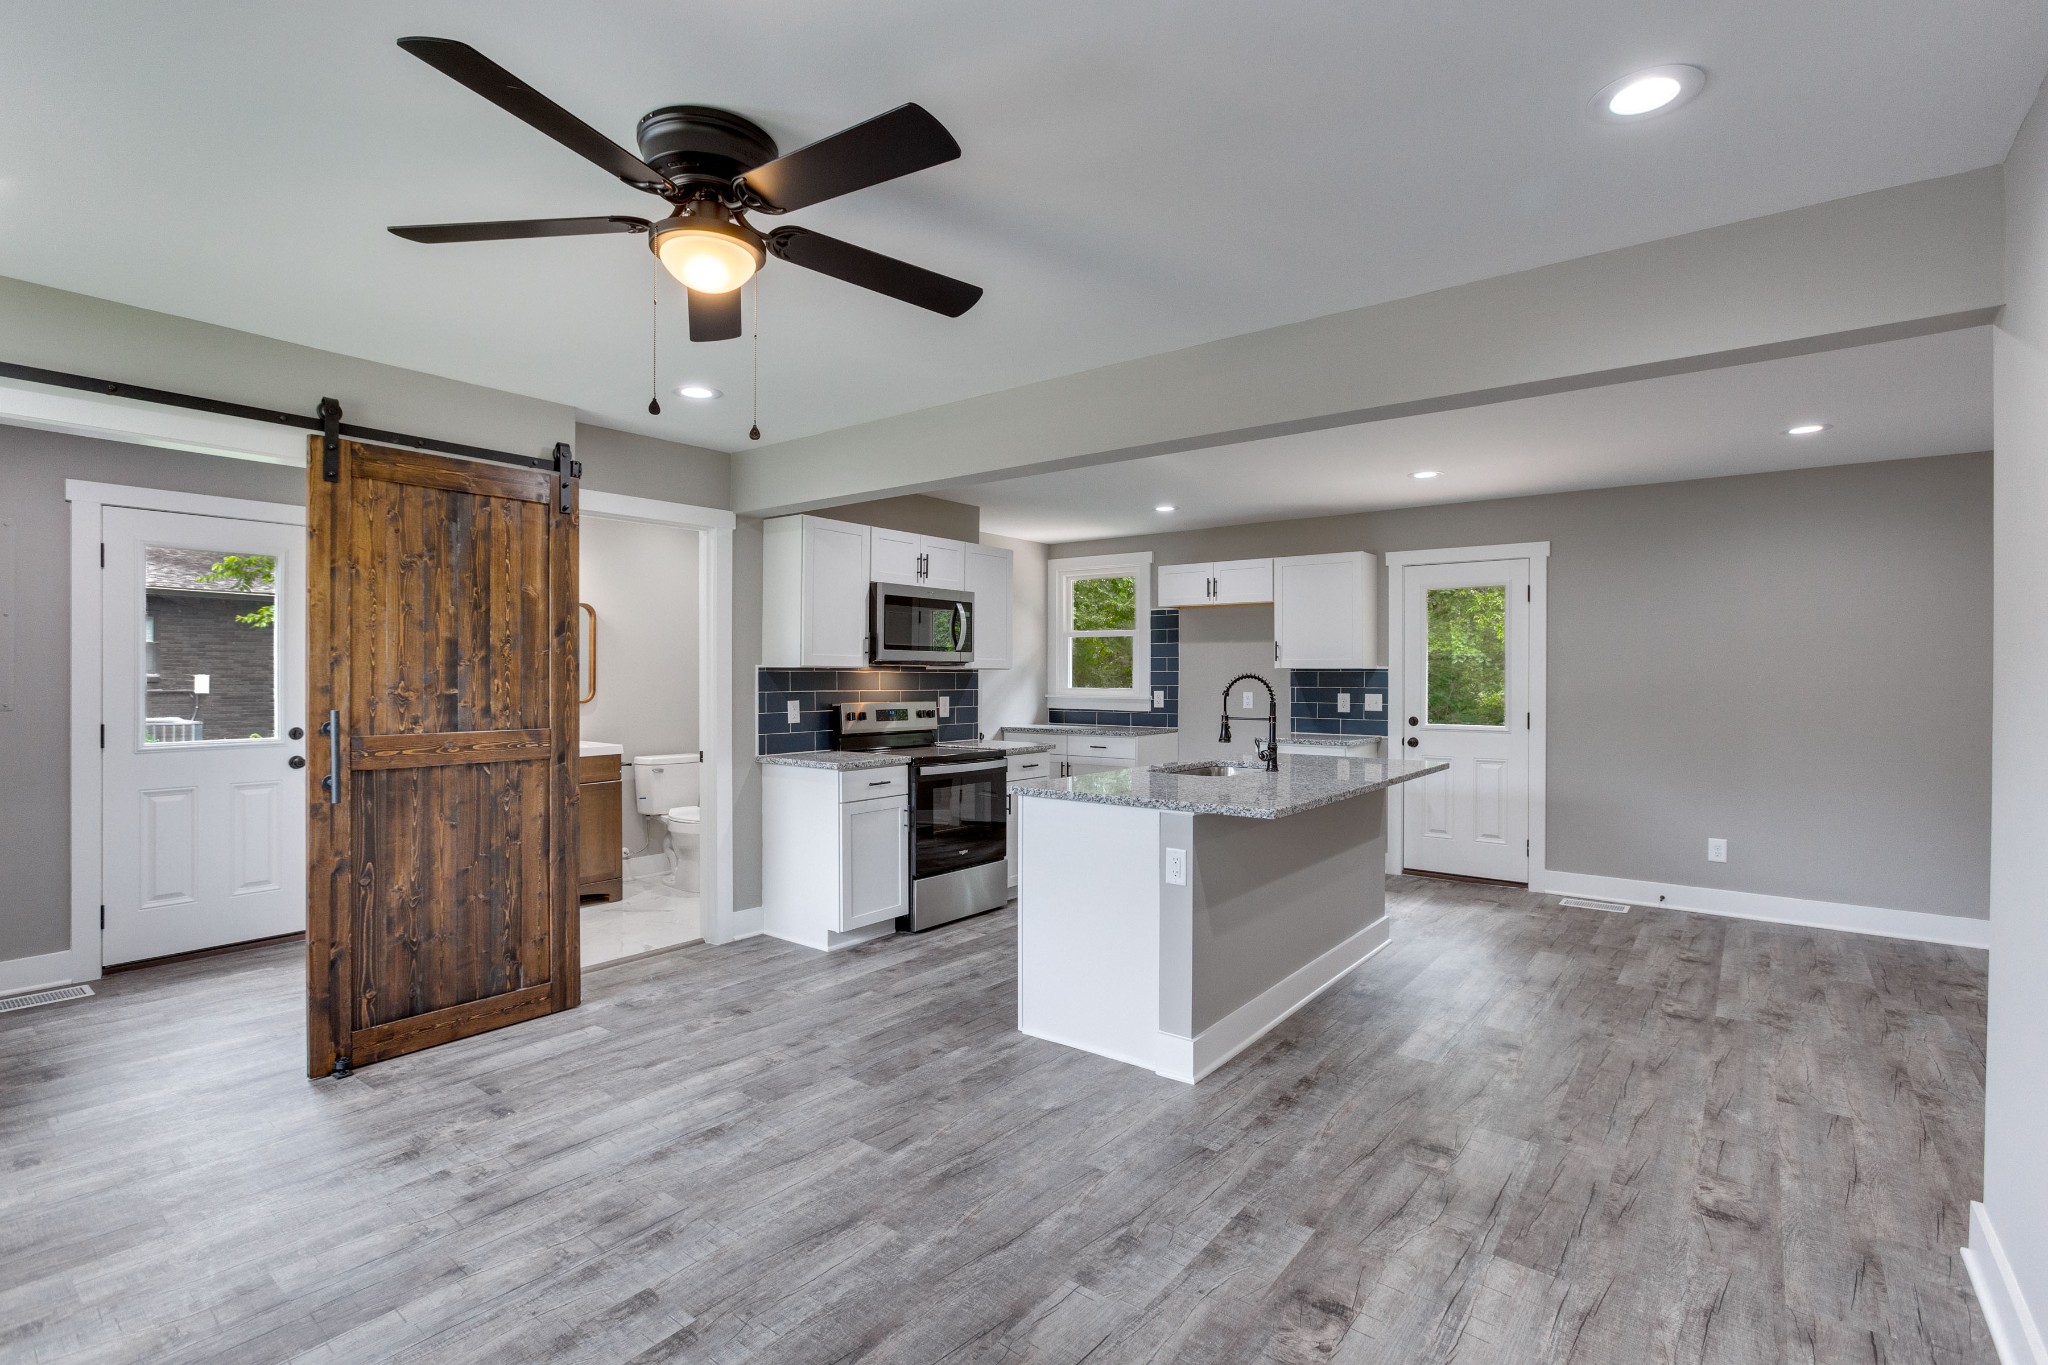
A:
[[749, 274, 762, 442], [647, 255, 662, 415]]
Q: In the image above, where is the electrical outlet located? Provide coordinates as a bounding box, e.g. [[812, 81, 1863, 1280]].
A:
[[192, 673, 211, 695], [1241, 689, 1255, 710], [938, 696, 950, 718], [1336, 692, 1351, 713], [1164, 848, 1187, 886], [1153, 689, 1166, 708], [1364, 694, 1384, 712], [1707, 838, 1727, 863], [786, 699, 801, 726]]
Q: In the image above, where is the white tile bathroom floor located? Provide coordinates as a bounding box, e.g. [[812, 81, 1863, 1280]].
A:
[[581, 869, 702, 967]]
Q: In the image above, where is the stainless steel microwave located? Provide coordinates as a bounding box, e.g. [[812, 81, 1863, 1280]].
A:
[[871, 581, 975, 666]]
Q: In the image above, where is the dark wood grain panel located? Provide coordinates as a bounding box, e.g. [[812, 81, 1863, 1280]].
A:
[[306, 439, 577, 1074], [352, 445, 550, 502], [576, 752, 621, 784], [350, 729, 548, 769]]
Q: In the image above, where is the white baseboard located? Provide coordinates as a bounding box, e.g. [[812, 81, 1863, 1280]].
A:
[[1155, 917, 1393, 1084], [1538, 869, 1989, 950], [0, 951, 75, 996], [1963, 1202, 2048, 1365], [625, 852, 670, 878]]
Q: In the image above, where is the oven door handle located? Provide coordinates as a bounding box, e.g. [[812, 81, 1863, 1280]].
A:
[[922, 759, 1008, 775]]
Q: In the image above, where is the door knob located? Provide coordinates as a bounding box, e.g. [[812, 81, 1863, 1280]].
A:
[[1406, 737, 1419, 747], [1408, 716, 1419, 726], [287, 726, 305, 741], [288, 755, 307, 769]]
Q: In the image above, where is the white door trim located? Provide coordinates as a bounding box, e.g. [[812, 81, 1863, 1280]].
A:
[[1383, 542, 1549, 880], [578, 489, 750, 943], [66, 480, 306, 986]]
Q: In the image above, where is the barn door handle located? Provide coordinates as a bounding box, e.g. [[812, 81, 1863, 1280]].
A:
[[319, 710, 340, 805]]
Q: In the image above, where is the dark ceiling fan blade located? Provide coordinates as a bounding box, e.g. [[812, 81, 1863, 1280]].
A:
[[688, 288, 743, 342], [767, 226, 982, 317], [737, 104, 959, 212], [389, 215, 650, 244], [397, 37, 670, 191]]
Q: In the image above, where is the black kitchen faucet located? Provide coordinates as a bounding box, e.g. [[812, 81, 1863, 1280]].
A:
[[1218, 674, 1280, 772]]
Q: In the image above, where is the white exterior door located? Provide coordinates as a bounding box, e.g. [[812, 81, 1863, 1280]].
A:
[[1399, 558, 1529, 882], [101, 506, 307, 964]]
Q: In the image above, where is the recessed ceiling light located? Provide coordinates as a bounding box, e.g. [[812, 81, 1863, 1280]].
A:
[[1593, 65, 1706, 121], [1154, 503, 1176, 513], [675, 383, 721, 400], [1412, 471, 1440, 480], [1785, 423, 1829, 436]]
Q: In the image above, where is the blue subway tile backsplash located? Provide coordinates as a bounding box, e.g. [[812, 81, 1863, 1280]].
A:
[[1289, 667, 1389, 737], [1046, 608, 1180, 730], [757, 666, 979, 754]]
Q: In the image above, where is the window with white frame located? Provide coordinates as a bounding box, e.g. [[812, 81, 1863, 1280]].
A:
[[1045, 553, 1152, 708]]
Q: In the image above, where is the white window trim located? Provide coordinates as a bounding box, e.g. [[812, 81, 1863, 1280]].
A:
[[1045, 551, 1153, 711]]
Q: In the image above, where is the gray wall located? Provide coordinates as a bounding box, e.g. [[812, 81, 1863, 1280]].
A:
[[0, 427, 306, 962], [1056, 452, 1992, 920], [1177, 604, 1283, 764], [573, 423, 731, 512], [1985, 73, 2048, 1340], [579, 520, 699, 857], [0, 412, 733, 970], [818, 493, 979, 542]]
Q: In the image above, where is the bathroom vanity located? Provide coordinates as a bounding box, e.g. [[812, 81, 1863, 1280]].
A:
[[1010, 752, 1444, 1082], [576, 745, 624, 902]]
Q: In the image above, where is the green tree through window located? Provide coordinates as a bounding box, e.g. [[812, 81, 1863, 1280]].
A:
[[1426, 586, 1506, 726], [198, 554, 277, 629], [1069, 574, 1137, 689]]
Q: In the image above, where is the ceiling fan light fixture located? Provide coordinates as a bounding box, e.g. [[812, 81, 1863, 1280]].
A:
[[651, 205, 764, 294]]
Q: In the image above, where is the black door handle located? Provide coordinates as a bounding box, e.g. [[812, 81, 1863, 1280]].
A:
[[1408, 716, 1419, 726], [1406, 737, 1419, 747], [288, 755, 307, 769], [287, 726, 305, 741]]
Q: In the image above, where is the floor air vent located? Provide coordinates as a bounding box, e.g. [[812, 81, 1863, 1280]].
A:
[[0, 984, 94, 1014], [1559, 897, 1630, 914]]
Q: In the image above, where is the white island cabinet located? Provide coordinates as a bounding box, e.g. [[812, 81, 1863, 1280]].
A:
[[1011, 754, 1442, 1083]]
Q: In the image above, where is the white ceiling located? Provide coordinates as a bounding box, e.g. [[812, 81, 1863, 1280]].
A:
[[0, 3, 2041, 453], [951, 328, 1992, 542]]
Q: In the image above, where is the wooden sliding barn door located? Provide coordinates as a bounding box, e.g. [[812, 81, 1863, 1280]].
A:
[[306, 438, 579, 1077]]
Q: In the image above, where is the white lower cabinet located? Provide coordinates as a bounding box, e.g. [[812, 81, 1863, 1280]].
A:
[[764, 763, 909, 950], [1003, 752, 1054, 890]]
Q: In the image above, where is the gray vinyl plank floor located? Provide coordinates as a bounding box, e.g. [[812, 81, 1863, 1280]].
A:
[[0, 877, 1994, 1364]]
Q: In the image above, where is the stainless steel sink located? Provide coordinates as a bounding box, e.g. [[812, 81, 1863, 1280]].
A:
[[1161, 762, 1262, 777]]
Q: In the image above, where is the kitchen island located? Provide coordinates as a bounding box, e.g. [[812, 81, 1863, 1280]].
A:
[[1011, 753, 1446, 1083]]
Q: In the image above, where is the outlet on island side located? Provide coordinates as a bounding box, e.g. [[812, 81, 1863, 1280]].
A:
[[1707, 837, 1728, 863], [1164, 848, 1187, 886]]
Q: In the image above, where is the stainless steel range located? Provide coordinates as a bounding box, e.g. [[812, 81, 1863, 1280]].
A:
[[835, 702, 1009, 931]]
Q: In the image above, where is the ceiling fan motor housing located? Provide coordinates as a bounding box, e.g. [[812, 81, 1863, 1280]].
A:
[[635, 105, 779, 191]]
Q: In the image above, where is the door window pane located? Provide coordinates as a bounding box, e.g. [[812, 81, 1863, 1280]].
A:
[[1071, 637, 1134, 690], [142, 546, 277, 743], [1425, 585, 1506, 727]]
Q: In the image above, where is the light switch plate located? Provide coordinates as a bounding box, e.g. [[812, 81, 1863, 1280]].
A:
[[786, 699, 801, 725], [1164, 848, 1187, 886], [1707, 838, 1728, 863], [1336, 692, 1351, 713], [938, 696, 950, 718], [1364, 694, 1384, 712]]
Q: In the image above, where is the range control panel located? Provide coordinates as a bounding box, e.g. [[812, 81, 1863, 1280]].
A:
[[838, 702, 939, 736]]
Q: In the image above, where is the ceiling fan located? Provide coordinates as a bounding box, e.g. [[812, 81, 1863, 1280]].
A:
[[386, 37, 983, 342]]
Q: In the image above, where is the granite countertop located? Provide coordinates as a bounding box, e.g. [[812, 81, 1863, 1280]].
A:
[[1010, 753, 1447, 820], [1002, 725, 1180, 738], [1282, 733, 1387, 748], [757, 751, 910, 771]]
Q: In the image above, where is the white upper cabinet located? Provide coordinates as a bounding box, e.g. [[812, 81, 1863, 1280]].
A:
[[869, 527, 922, 585], [870, 528, 966, 589], [963, 544, 1014, 670], [1274, 551, 1379, 669], [1157, 559, 1273, 607], [763, 515, 871, 669]]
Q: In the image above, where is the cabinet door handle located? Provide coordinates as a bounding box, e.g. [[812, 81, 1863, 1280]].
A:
[[868, 778, 892, 786]]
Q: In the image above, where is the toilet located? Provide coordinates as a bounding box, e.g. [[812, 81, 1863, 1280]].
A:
[[631, 753, 702, 893]]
